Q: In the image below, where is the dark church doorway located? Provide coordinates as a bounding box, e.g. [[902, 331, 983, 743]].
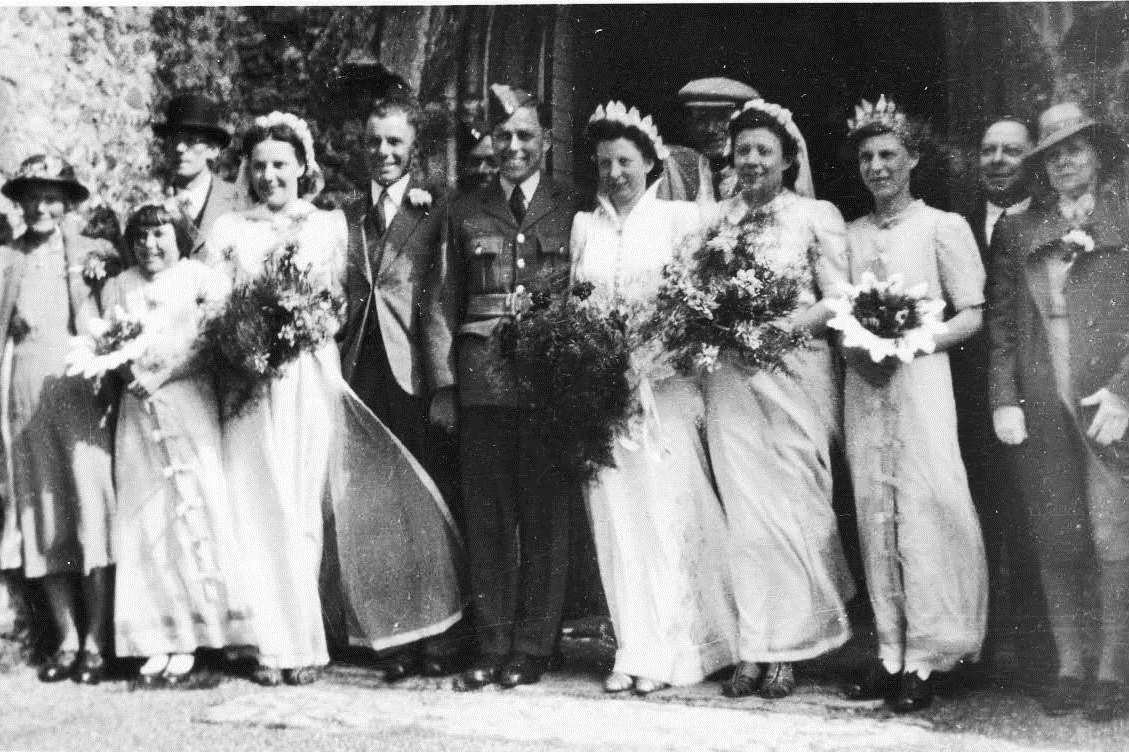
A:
[[567, 3, 950, 218]]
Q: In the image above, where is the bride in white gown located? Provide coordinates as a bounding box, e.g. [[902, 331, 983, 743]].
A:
[[570, 102, 737, 695], [205, 113, 462, 685]]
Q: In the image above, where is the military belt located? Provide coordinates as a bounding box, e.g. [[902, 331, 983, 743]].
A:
[[466, 292, 531, 319]]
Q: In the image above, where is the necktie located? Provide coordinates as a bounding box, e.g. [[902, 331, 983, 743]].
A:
[[509, 185, 526, 225], [987, 208, 1005, 246], [374, 187, 388, 236]]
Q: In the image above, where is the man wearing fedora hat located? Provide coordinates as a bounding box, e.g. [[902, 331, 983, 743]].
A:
[[988, 101, 1129, 721], [658, 76, 759, 204], [153, 93, 245, 256]]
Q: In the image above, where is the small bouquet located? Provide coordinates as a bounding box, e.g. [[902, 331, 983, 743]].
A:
[[500, 277, 641, 485], [647, 211, 811, 375], [65, 305, 146, 385], [203, 239, 346, 419], [80, 244, 123, 290], [826, 271, 946, 363]]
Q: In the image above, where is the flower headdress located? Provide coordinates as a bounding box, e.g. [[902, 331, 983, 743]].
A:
[[588, 101, 670, 161], [846, 95, 909, 141], [236, 110, 325, 203], [729, 98, 815, 198]]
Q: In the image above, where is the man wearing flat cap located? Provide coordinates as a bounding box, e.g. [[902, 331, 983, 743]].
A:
[[153, 93, 245, 256], [659, 76, 759, 204], [442, 83, 582, 691]]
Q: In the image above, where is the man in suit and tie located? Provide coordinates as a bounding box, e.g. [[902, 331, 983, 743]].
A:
[[153, 93, 245, 256], [335, 93, 462, 679], [952, 116, 1048, 684], [444, 84, 582, 690]]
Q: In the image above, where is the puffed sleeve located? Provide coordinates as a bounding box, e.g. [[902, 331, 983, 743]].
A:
[[936, 212, 985, 311], [568, 211, 590, 283], [808, 199, 849, 300]]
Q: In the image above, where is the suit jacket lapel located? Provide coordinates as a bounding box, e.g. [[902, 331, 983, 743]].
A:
[[378, 196, 425, 276], [521, 177, 556, 229], [481, 178, 518, 229]]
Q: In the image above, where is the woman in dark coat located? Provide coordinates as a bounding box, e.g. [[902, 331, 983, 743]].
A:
[[988, 102, 1129, 722]]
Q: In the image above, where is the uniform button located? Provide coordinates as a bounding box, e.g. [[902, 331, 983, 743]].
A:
[[515, 284, 525, 294], [516, 258, 526, 269], [474, 246, 483, 255], [516, 233, 525, 243]]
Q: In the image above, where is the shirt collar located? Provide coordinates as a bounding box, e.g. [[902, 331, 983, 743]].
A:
[[501, 171, 541, 203], [987, 196, 1031, 216], [373, 174, 411, 207], [178, 172, 212, 215]]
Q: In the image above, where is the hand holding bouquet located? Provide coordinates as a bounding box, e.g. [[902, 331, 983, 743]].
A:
[[827, 271, 946, 384], [66, 305, 145, 386]]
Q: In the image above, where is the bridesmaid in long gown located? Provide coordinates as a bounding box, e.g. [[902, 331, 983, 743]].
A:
[[105, 205, 250, 687], [841, 98, 986, 713], [206, 113, 462, 686], [0, 156, 115, 684], [570, 102, 737, 696], [702, 101, 854, 700]]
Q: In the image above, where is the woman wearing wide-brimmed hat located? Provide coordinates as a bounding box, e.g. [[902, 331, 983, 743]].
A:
[[988, 102, 1129, 722], [0, 155, 116, 683]]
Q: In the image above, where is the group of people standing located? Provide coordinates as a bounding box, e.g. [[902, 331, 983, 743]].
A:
[[1, 73, 1128, 725]]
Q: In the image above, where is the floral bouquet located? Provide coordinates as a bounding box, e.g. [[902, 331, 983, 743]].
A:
[[202, 239, 346, 419], [66, 305, 146, 385], [79, 244, 124, 291], [826, 271, 946, 363], [500, 276, 641, 486], [647, 211, 812, 375]]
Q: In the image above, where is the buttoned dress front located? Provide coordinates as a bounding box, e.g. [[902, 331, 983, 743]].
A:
[[844, 200, 988, 673], [571, 183, 737, 685]]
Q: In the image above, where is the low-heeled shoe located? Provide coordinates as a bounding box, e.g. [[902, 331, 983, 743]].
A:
[[73, 651, 107, 685], [1040, 675, 1087, 716], [892, 672, 934, 713], [499, 654, 551, 688], [1085, 679, 1127, 723], [846, 662, 900, 702], [38, 650, 79, 683], [455, 661, 502, 691]]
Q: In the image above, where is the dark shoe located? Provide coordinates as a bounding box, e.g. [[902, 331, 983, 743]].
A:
[[1040, 675, 1087, 716], [419, 655, 463, 678], [846, 662, 899, 702], [250, 665, 284, 687], [892, 672, 934, 713], [759, 662, 796, 699], [721, 661, 764, 698], [73, 651, 106, 685], [455, 660, 502, 691], [38, 650, 79, 683], [381, 653, 420, 683], [498, 654, 550, 688], [283, 666, 322, 686], [1085, 680, 1127, 723]]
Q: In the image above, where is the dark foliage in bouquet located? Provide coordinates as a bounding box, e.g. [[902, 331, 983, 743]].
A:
[[202, 240, 345, 419], [849, 286, 922, 339], [500, 272, 640, 486], [647, 213, 811, 375]]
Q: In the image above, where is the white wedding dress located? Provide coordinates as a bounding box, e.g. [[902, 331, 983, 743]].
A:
[[570, 182, 737, 685]]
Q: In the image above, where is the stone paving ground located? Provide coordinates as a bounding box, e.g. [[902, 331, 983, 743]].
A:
[[2, 632, 1129, 752]]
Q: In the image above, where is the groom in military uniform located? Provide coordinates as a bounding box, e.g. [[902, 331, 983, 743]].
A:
[[444, 84, 582, 690]]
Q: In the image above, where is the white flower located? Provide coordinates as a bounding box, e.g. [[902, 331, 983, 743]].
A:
[[1062, 229, 1095, 254], [407, 188, 433, 210], [734, 321, 763, 350], [694, 344, 721, 372], [732, 268, 763, 297]]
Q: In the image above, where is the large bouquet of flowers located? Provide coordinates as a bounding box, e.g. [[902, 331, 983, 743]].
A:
[[66, 305, 145, 385], [648, 211, 811, 374], [202, 239, 346, 419], [826, 271, 946, 363], [500, 277, 641, 486]]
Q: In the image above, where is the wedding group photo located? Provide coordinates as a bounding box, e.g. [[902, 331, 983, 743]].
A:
[[2, 3, 1129, 751]]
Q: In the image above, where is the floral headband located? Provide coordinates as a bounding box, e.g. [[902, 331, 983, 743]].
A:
[[588, 101, 670, 161], [730, 98, 805, 148], [846, 95, 910, 140]]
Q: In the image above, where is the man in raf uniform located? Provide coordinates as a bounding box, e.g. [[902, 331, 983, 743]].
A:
[[659, 76, 759, 204], [444, 84, 582, 690], [153, 93, 245, 255]]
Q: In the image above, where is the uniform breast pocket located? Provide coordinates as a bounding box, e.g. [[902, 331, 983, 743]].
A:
[[467, 234, 508, 293], [535, 233, 569, 274]]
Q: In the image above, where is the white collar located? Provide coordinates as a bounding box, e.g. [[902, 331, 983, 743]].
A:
[[372, 174, 411, 207], [501, 172, 541, 203], [596, 180, 662, 227]]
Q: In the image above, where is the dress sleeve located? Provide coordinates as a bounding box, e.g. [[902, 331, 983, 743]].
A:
[[201, 212, 238, 276], [808, 199, 849, 300], [569, 212, 590, 284], [327, 208, 349, 291], [936, 212, 986, 311]]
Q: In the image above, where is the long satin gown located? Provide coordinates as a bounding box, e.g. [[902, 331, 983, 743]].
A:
[[702, 190, 855, 664], [207, 202, 463, 669], [570, 183, 737, 686]]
